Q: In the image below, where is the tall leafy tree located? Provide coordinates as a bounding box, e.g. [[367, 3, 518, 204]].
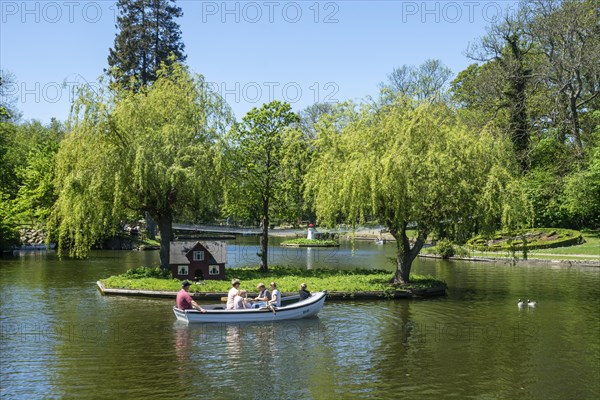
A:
[[0, 71, 20, 249], [561, 117, 600, 228], [381, 59, 453, 104], [11, 120, 64, 224], [49, 63, 232, 268], [306, 100, 520, 284], [107, 0, 186, 91], [467, 8, 535, 172], [0, 121, 19, 249], [298, 102, 335, 140], [223, 101, 301, 272], [454, 0, 599, 229], [107, 0, 186, 239], [525, 0, 600, 155], [0, 70, 21, 122], [0, 79, 62, 248]]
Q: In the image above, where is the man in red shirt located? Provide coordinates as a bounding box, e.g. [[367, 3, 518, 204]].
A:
[[176, 281, 206, 312]]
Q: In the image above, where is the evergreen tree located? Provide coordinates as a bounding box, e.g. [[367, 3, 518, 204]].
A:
[[107, 0, 186, 91]]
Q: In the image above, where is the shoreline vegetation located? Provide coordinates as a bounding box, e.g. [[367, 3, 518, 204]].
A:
[[97, 228, 598, 299], [280, 238, 339, 247], [98, 266, 448, 300], [344, 228, 600, 265], [158, 227, 598, 262]]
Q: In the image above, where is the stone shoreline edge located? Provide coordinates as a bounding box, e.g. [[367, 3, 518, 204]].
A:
[[96, 281, 448, 300], [418, 254, 600, 267]]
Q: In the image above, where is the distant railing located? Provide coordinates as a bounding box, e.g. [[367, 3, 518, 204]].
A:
[[172, 223, 263, 235]]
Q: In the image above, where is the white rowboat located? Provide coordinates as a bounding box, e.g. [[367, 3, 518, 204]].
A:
[[173, 291, 327, 323]]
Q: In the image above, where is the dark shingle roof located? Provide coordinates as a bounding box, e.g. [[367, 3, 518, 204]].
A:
[[169, 241, 227, 265]]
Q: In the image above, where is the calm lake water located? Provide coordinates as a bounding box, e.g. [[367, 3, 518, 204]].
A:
[[1, 237, 599, 399]]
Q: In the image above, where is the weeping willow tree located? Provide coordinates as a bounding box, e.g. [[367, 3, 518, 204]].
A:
[[306, 99, 522, 284], [49, 63, 232, 268]]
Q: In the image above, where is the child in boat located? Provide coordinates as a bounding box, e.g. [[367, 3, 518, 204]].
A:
[[269, 282, 281, 307], [233, 290, 251, 309], [299, 283, 311, 300]]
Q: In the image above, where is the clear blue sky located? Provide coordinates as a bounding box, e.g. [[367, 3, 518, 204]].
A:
[[1, 0, 518, 123]]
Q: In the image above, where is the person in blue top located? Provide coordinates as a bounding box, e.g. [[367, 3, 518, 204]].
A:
[[298, 283, 311, 300], [268, 282, 281, 307]]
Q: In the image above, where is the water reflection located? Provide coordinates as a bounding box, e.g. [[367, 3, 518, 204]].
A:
[[174, 324, 192, 364], [224, 324, 244, 364], [1, 246, 599, 399], [306, 247, 313, 269], [225, 237, 397, 270], [168, 319, 332, 399]]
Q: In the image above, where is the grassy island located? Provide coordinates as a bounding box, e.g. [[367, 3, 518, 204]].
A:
[[280, 238, 339, 247], [99, 266, 446, 298]]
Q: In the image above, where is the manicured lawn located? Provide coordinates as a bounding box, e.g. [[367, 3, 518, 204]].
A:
[[423, 230, 599, 261], [462, 251, 597, 261], [529, 230, 599, 256]]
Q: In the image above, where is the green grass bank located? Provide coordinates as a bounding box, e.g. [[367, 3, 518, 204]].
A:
[[99, 266, 447, 298]]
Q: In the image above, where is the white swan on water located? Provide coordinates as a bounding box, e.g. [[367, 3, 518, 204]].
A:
[[527, 299, 537, 307], [517, 299, 525, 308]]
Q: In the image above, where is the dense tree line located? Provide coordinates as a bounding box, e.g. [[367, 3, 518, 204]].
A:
[[1, 0, 598, 280], [454, 0, 600, 229]]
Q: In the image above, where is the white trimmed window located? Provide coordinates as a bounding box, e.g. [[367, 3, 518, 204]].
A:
[[178, 265, 189, 275], [209, 265, 220, 275], [193, 251, 204, 261]]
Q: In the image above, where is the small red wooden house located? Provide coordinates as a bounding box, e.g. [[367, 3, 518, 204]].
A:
[[169, 241, 226, 281]]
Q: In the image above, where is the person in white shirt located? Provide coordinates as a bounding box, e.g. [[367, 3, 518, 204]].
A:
[[269, 282, 281, 307], [226, 279, 241, 310]]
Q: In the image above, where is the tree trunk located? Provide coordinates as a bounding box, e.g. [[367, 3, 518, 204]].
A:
[[145, 211, 156, 240], [390, 224, 428, 285], [510, 73, 529, 171], [154, 0, 160, 73], [141, 5, 148, 87], [569, 94, 583, 156], [506, 36, 530, 172], [157, 213, 173, 270], [259, 202, 269, 272]]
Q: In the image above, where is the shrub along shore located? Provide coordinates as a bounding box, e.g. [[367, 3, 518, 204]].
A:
[[98, 266, 447, 300]]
